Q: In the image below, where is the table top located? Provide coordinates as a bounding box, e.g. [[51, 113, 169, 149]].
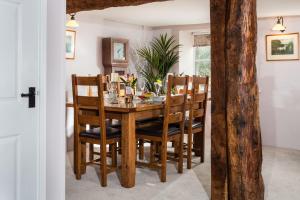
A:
[[66, 100, 165, 113], [66, 96, 196, 113], [104, 101, 164, 112]]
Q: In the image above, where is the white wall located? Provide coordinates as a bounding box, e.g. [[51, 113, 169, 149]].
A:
[[47, 0, 66, 199], [152, 29, 180, 74], [257, 16, 300, 150], [66, 19, 153, 101], [179, 31, 194, 75]]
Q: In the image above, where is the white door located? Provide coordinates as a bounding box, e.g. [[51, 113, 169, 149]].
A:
[[0, 0, 42, 199]]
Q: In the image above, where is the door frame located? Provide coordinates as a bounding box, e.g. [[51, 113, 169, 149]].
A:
[[37, 0, 67, 199], [37, 0, 47, 199], [45, 0, 67, 199]]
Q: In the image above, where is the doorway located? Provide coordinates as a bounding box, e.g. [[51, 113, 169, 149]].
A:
[[48, 0, 266, 199]]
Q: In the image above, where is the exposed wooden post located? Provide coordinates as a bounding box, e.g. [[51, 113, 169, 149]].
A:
[[211, 0, 264, 199], [67, 0, 169, 14], [210, 0, 228, 198]]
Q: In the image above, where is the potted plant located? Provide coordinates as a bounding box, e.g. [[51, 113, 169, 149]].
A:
[[136, 33, 180, 94]]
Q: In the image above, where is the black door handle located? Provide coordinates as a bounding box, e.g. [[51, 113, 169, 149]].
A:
[[21, 87, 36, 108]]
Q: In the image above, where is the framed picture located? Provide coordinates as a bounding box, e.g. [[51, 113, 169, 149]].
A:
[[266, 33, 299, 61], [113, 42, 126, 61], [65, 30, 76, 59]]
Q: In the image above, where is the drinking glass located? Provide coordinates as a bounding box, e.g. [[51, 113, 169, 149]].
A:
[[140, 81, 145, 94], [154, 82, 161, 96]]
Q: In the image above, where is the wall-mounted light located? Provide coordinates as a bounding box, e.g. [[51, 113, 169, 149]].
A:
[[66, 13, 79, 28], [272, 16, 286, 32]]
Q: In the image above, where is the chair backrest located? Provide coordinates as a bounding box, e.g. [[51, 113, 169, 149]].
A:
[[72, 74, 107, 143], [188, 76, 209, 130], [163, 75, 189, 138]]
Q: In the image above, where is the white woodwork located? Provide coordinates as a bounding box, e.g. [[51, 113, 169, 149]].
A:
[[0, 0, 42, 199], [0, 0, 19, 99], [0, 136, 19, 200]]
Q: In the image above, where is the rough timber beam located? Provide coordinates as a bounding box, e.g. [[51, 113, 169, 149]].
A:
[[67, 0, 170, 14], [211, 0, 264, 199]]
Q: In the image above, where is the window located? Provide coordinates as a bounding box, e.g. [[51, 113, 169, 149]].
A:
[[194, 46, 211, 77]]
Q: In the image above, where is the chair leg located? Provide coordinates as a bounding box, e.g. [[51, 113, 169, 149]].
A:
[[178, 135, 184, 174], [81, 142, 87, 174], [150, 142, 155, 164], [75, 140, 82, 180], [160, 141, 167, 182], [193, 133, 201, 156], [138, 139, 144, 160], [171, 141, 175, 147], [187, 132, 193, 169], [200, 132, 205, 163], [155, 142, 161, 157], [118, 141, 122, 155], [73, 134, 79, 175], [100, 144, 107, 187], [108, 144, 112, 158], [174, 139, 179, 158], [89, 143, 94, 162], [111, 143, 117, 168]]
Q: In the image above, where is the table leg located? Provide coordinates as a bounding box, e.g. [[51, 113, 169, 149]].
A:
[[121, 112, 136, 188], [193, 132, 205, 163], [193, 133, 201, 156]]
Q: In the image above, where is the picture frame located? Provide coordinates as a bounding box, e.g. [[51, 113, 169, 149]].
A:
[[65, 30, 76, 59], [266, 33, 299, 61]]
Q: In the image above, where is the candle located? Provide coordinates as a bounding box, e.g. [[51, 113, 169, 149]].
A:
[[119, 89, 125, 97]]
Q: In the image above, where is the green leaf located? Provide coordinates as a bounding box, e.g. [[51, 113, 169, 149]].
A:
[[120, 77, 127, 84], [136, 33, 180, 92], [131, 78, 138, 88]]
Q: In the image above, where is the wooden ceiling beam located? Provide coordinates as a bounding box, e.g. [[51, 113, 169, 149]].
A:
[[67, 0, 170, 14]]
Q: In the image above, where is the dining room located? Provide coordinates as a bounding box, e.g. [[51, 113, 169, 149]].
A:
[[63, 0, 300, 200], [3, 0, 300, 199]]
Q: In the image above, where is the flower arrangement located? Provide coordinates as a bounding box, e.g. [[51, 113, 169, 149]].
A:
[[120, 74, 138, 89], [120, 74, 138, 102], [154, 79, 162, 96]]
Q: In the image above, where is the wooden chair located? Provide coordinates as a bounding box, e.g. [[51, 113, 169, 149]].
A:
[[136, 75, 189, 182], [72, 74, 121, 187], [185, 75, 209, 169], [136, 117, 163, 160]]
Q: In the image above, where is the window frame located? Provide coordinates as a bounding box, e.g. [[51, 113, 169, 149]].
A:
[[193, 45, 211, 76]]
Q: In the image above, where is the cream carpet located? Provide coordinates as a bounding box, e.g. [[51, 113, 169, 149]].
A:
[[66, 102, 300, 200]]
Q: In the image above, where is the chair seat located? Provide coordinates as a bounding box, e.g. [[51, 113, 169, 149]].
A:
[[80, 127, 121, 139], [106, 119, 121, 128], [136, 117, 163, 125], [110, 121, 121, 128], [136, 124, 181, 137], [185, 121, 203, 129], [110, 118, 163, 128]]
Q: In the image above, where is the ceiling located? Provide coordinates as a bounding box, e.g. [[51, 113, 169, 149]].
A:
[[76, 0, 300, 27]]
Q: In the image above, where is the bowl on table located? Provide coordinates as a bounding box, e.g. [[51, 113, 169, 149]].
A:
[[153, 96, 165, 102], [137, 92, 154, 101]]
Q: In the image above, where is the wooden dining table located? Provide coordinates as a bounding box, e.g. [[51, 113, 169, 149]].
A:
[[66, 99, 203, 188]]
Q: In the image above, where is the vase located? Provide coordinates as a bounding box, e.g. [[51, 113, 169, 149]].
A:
[[125, 95, 133, 103]]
